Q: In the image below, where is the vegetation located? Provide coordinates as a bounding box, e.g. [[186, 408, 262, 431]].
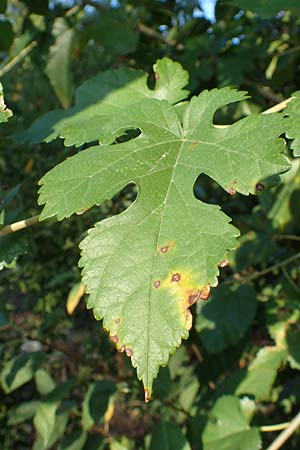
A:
[[1, 1, 300, 449]]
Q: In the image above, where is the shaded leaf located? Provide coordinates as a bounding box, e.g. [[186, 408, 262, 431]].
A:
[[0, 352, 45, 393], [286, 326, 300, 370], [33, 379, 76, 448], [58, 430, 87, 450], [231, 0, 300, 18], [196, 284, 257, 353], [0, 232, 28, 270], [202, 396, 261, 450], [82, 380, 116, 431], [284, 91, 300, 156], [8, 400, 40, 425], [215, 347, 286, 401], [0, 83, 12, 123], [45, 18, 74, 108], [150, 421, 191, 450]]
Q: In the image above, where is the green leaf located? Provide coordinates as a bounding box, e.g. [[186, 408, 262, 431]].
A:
[[82, 380, 116, 430], [215, 347, 286, 401], [0, 352, 45, 393], [33, 379, 76, 448], [8, 400, 40, 425], [17, 58, 189, 146], [231, 0, 300, 18], [0, 232, 28, 271], [36, 61, 290, 397], [0, 20, 13, 51], [150, 421, 191, 450], [284, 91, 300, 156], [202, 396, 261, 450], [0, 0, 6, 13], [35, 368, 56, 395], [45, 18, 75, 108], [0, 83, 12, 123], [82, 10, 138, 56], [33, 412, 68, 450], [196, 284, 257, 353], [58, 430, 87, 450], [286, 326, 300, 370]]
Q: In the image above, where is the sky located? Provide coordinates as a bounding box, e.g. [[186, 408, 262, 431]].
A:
[[200, 0, 217, 22]]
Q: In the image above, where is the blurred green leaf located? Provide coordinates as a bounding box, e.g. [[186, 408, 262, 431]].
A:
[[196, 285, 257, 353], [0, 83, 12, 123], [33, 412, 68, 450], [45, 18, 74, 108], [58, 430, 87, 450], [35, 368, 56, 395], [82, 380, 116, 431], [202, 396, 261, 450], [8, 400, 40, 425], [0, 352, 45, 393], [0, 232, 28, 270], [150, 421, 191, 450]]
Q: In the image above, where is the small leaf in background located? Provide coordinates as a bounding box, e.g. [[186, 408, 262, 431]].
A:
[[32, 412, 68, 450], [216, 347, 286, 401], [0, 0, 6, 13], [286, 326, 300, 370], [0, 232, 28, 270], [196, 285, 257, 353], [0, 19, 13, 51], [45, 18, 74, 108], [0, 352, 45, 393], [8, 400, 40, 425], [82, 435, 104, 450], [150, 421, 191, 450], [35, 368, 56, 395], [202, 396, 261, 450], [230, 0, 300, 18], [82, 380, 116, 431], [58, 430, 87, 450], [33, 379, 76, 448], [66, 283, 85, 315], [284, 91, 300, 156], [0, 82, 12, 123]]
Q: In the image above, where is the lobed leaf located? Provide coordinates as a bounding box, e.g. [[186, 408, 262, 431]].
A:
[[284, 91, 300, 156], [35, 59, 290, 398], [0, 82, 12, 123]]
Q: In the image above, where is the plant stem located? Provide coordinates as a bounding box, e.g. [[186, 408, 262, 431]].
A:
[[0, 215, 40, 237], [266, 411, 300, 450], [0, 41, 37, 78], [260, 422, 290, 432], [226, 251, 300, 285], [275, 234, 300, 242]]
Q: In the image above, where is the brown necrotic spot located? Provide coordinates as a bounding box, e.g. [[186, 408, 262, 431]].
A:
[[154, 280, 161, 289], [256, 182, 265, 192], [114, 318, 120, 324], [110, 335, 119, 344], [144, 388, 151, 403], [228, 187, 236, 196], [160, 246, 169, 254], [219, 260, 229, 268], [118, 345, 125, 353], [188, 285, 211, 305], [171, 273, 181, 282], [125, 347, 133, 357]]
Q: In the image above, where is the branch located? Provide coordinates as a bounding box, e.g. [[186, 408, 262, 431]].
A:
[[0, 41, 37, 78], [266, 411, 300, 450], [226, 251, 300, 285], [0, 215, 40, 237], [260, 422, 290, 432]]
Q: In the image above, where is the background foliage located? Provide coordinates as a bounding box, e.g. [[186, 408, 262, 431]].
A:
[[1, 0, 300, 449]]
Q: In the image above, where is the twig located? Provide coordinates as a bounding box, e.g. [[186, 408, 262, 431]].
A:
[[0, 214, 40, 237], [266, 411, 300, 450], [136, 23, 176, 46], [275, 234, 300, 242], [225, 252, 300, 285], [0, 41, 37, 78], [260, 422, 290, 432]]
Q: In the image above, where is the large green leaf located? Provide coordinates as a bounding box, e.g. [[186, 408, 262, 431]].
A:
[[231, 0, 300, 17], [0, 83, 12, 123], [17, 58, 189, 146], [36, 60, 290, 398], [196, 284, 257, 353], [284, 91, 300, 156], [202, 396, 261, 450], [45, 18, 75, 109]]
